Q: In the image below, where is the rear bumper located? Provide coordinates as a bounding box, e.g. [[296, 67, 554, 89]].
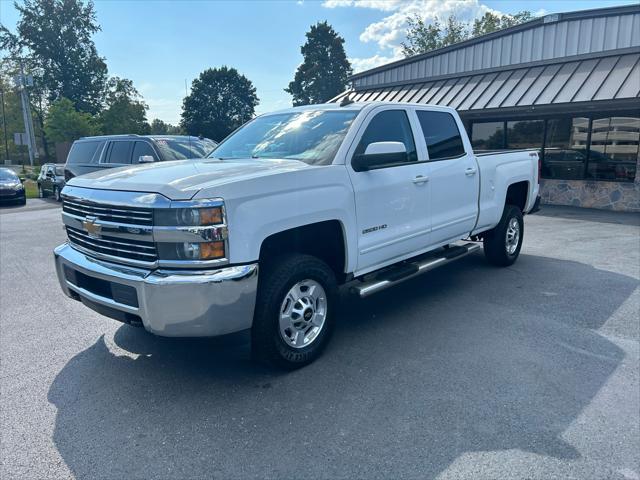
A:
[[54, 243, 259, 337]]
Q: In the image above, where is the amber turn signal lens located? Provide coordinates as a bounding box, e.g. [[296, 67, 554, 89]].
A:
[[200, 241, 225, 260], [200, 207, 223, 225]]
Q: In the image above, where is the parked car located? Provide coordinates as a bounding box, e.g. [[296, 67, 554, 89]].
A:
[[64, 134, 218, 180], [54, 102, 540, 369], [37, 163, 66, 201], [0, 168, 26, 206]]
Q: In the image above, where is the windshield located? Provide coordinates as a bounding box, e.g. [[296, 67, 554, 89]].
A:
[[153, 137, 216, 160], [209, 110, 360, 166], [0, 168, 18, 182]]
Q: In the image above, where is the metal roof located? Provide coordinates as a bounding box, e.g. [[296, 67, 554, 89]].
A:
[[332, 52, 640, 113], [351, 5, 640, 89]]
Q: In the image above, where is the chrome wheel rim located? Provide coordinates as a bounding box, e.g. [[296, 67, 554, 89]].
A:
[[505, 217, 520, 255], [54, 188, 60, 201], [279, 279, 327, 349], [38, 186, 43, 198]]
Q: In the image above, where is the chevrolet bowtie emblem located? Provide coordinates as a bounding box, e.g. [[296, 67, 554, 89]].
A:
[[82, 216, 102, 238]]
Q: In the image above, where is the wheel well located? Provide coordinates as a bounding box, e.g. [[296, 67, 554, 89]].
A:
[[259, 221, 347, 282], [506, 181, 528, 212]]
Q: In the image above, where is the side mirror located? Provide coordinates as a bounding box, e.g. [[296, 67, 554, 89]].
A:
[[138, 155, 155, 163], [352, 141, 407, 172]]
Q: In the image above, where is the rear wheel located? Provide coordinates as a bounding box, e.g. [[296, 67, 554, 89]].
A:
[[251, 254, 338, 370], [483, 204, 524, 267], [54, 186, 61, 202]]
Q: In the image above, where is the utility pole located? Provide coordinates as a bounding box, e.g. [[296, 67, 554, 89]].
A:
[[0, 88, 9, 162], [15, 60, 38, 166]]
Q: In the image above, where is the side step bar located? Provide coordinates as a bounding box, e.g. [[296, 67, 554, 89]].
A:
[[351, 243, 481, 298]]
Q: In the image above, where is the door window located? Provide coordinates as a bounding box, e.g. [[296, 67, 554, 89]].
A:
[[353, 110, 417, 167], [132, 141, 158, 163], [416, 110, 466, 160], [106, 141, 133, 164]]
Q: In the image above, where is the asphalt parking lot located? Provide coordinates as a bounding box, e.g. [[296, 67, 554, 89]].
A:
[[1, 204, 638, 480]]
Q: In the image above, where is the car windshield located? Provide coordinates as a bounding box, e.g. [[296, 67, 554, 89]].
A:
[[0, 168, 18, 181], [209, 109, 360, 166], [153, 137, 216, 160]]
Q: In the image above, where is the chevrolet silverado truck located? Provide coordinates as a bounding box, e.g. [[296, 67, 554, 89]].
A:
[[54, 102, 540, 369]]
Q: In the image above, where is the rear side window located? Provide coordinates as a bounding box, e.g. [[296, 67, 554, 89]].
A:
[[106, 141, 133, 164], [416, 110, 466, 160], [132, 141, 158, 163], [354, 110, 418, 164], [66, 141, 102, 164]]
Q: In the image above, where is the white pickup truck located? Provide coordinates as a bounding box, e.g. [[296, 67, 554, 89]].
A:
[[54, 102, 540, 369]]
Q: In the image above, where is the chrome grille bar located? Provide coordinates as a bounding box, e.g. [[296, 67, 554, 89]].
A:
[[63, 198, 153, 225], [66, 226, 158, 262]]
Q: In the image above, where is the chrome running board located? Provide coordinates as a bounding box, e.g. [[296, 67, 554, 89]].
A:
[[351, 242, 481, 298]]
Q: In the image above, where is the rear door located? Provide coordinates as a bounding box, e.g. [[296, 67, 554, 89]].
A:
[[64, 140, 106, 180], [103, 140, 134, 167], [415, 109, 479, 245], [346, 106, 431, 274]]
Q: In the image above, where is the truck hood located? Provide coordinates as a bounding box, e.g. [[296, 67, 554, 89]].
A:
[[67, 158, 311, 200]]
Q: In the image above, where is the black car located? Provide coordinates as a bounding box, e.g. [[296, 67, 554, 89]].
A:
[[64, 135, 217, 180], [37, 163, 66, 201], [0, 168, 26, 205]]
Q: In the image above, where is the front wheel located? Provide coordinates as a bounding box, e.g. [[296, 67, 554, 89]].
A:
[[38, 184, 44, 198], [54, 186, 61, 202], [251, 254, 338, 370], [483, 204, 524, 267]]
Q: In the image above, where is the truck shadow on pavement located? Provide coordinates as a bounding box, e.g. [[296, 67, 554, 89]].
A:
[[47, 253, 638, 479]]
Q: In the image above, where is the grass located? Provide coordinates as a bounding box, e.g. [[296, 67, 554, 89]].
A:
[[23, 179, 39, 199]]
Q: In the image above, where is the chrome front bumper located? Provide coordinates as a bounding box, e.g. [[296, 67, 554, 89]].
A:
[[54, 243, 258, 337]]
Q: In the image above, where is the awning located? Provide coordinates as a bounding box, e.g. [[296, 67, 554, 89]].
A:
[[333, 52, 640, 112]]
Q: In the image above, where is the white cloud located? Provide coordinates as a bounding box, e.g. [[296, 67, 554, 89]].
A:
[[349, 54, 403, 73], [326, 0, 507, 71]]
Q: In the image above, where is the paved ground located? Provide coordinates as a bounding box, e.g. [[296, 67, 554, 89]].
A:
[[0, 197, 61, 215], [1, 205, 638, 479]]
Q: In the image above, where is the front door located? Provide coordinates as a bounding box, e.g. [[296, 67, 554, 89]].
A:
[[347, 108, 431, 275]]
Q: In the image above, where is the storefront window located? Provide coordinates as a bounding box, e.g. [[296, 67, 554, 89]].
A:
[[587, 117, 639, 182], [506, 120, 544, 150], [543, 117, 589, 180], [471, 122, 504, 150]]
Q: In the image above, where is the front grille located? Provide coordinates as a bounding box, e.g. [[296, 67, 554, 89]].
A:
[[63, 198, 153, 226], [66, 226, 157, 263]]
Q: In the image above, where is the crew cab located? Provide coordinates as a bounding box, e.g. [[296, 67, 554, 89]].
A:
[[54, 102, 540, 369]]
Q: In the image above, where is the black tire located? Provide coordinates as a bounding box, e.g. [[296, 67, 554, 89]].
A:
[[483, 204, 524, 267], [19, 197, 26, 206], [251, 254, 338, 370], [38, 184, 44, 198], [54, 186, 61, 202]]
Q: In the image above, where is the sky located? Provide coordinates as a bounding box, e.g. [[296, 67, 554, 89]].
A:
[[0, 0, 637, 125]]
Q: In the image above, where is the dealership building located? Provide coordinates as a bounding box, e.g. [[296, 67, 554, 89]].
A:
[[334, 5, 640, 211]]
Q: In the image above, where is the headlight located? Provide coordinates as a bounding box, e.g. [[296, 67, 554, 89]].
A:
[[157, 241, 226, 261], [12, 182, 23, 191], [155, 206, 223, 226]]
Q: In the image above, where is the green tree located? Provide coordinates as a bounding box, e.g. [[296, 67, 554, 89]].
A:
[[181, 66, 258, 141], [285, 22, 352, 106], [472, 11, 533, 36], [150, 119, 184, 135], [99, 77, 149, 135], [1, 0, 108, 115], [402, 11, 534, 58], [44, 97, 96, 143], [150, 118, 169, 135]]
